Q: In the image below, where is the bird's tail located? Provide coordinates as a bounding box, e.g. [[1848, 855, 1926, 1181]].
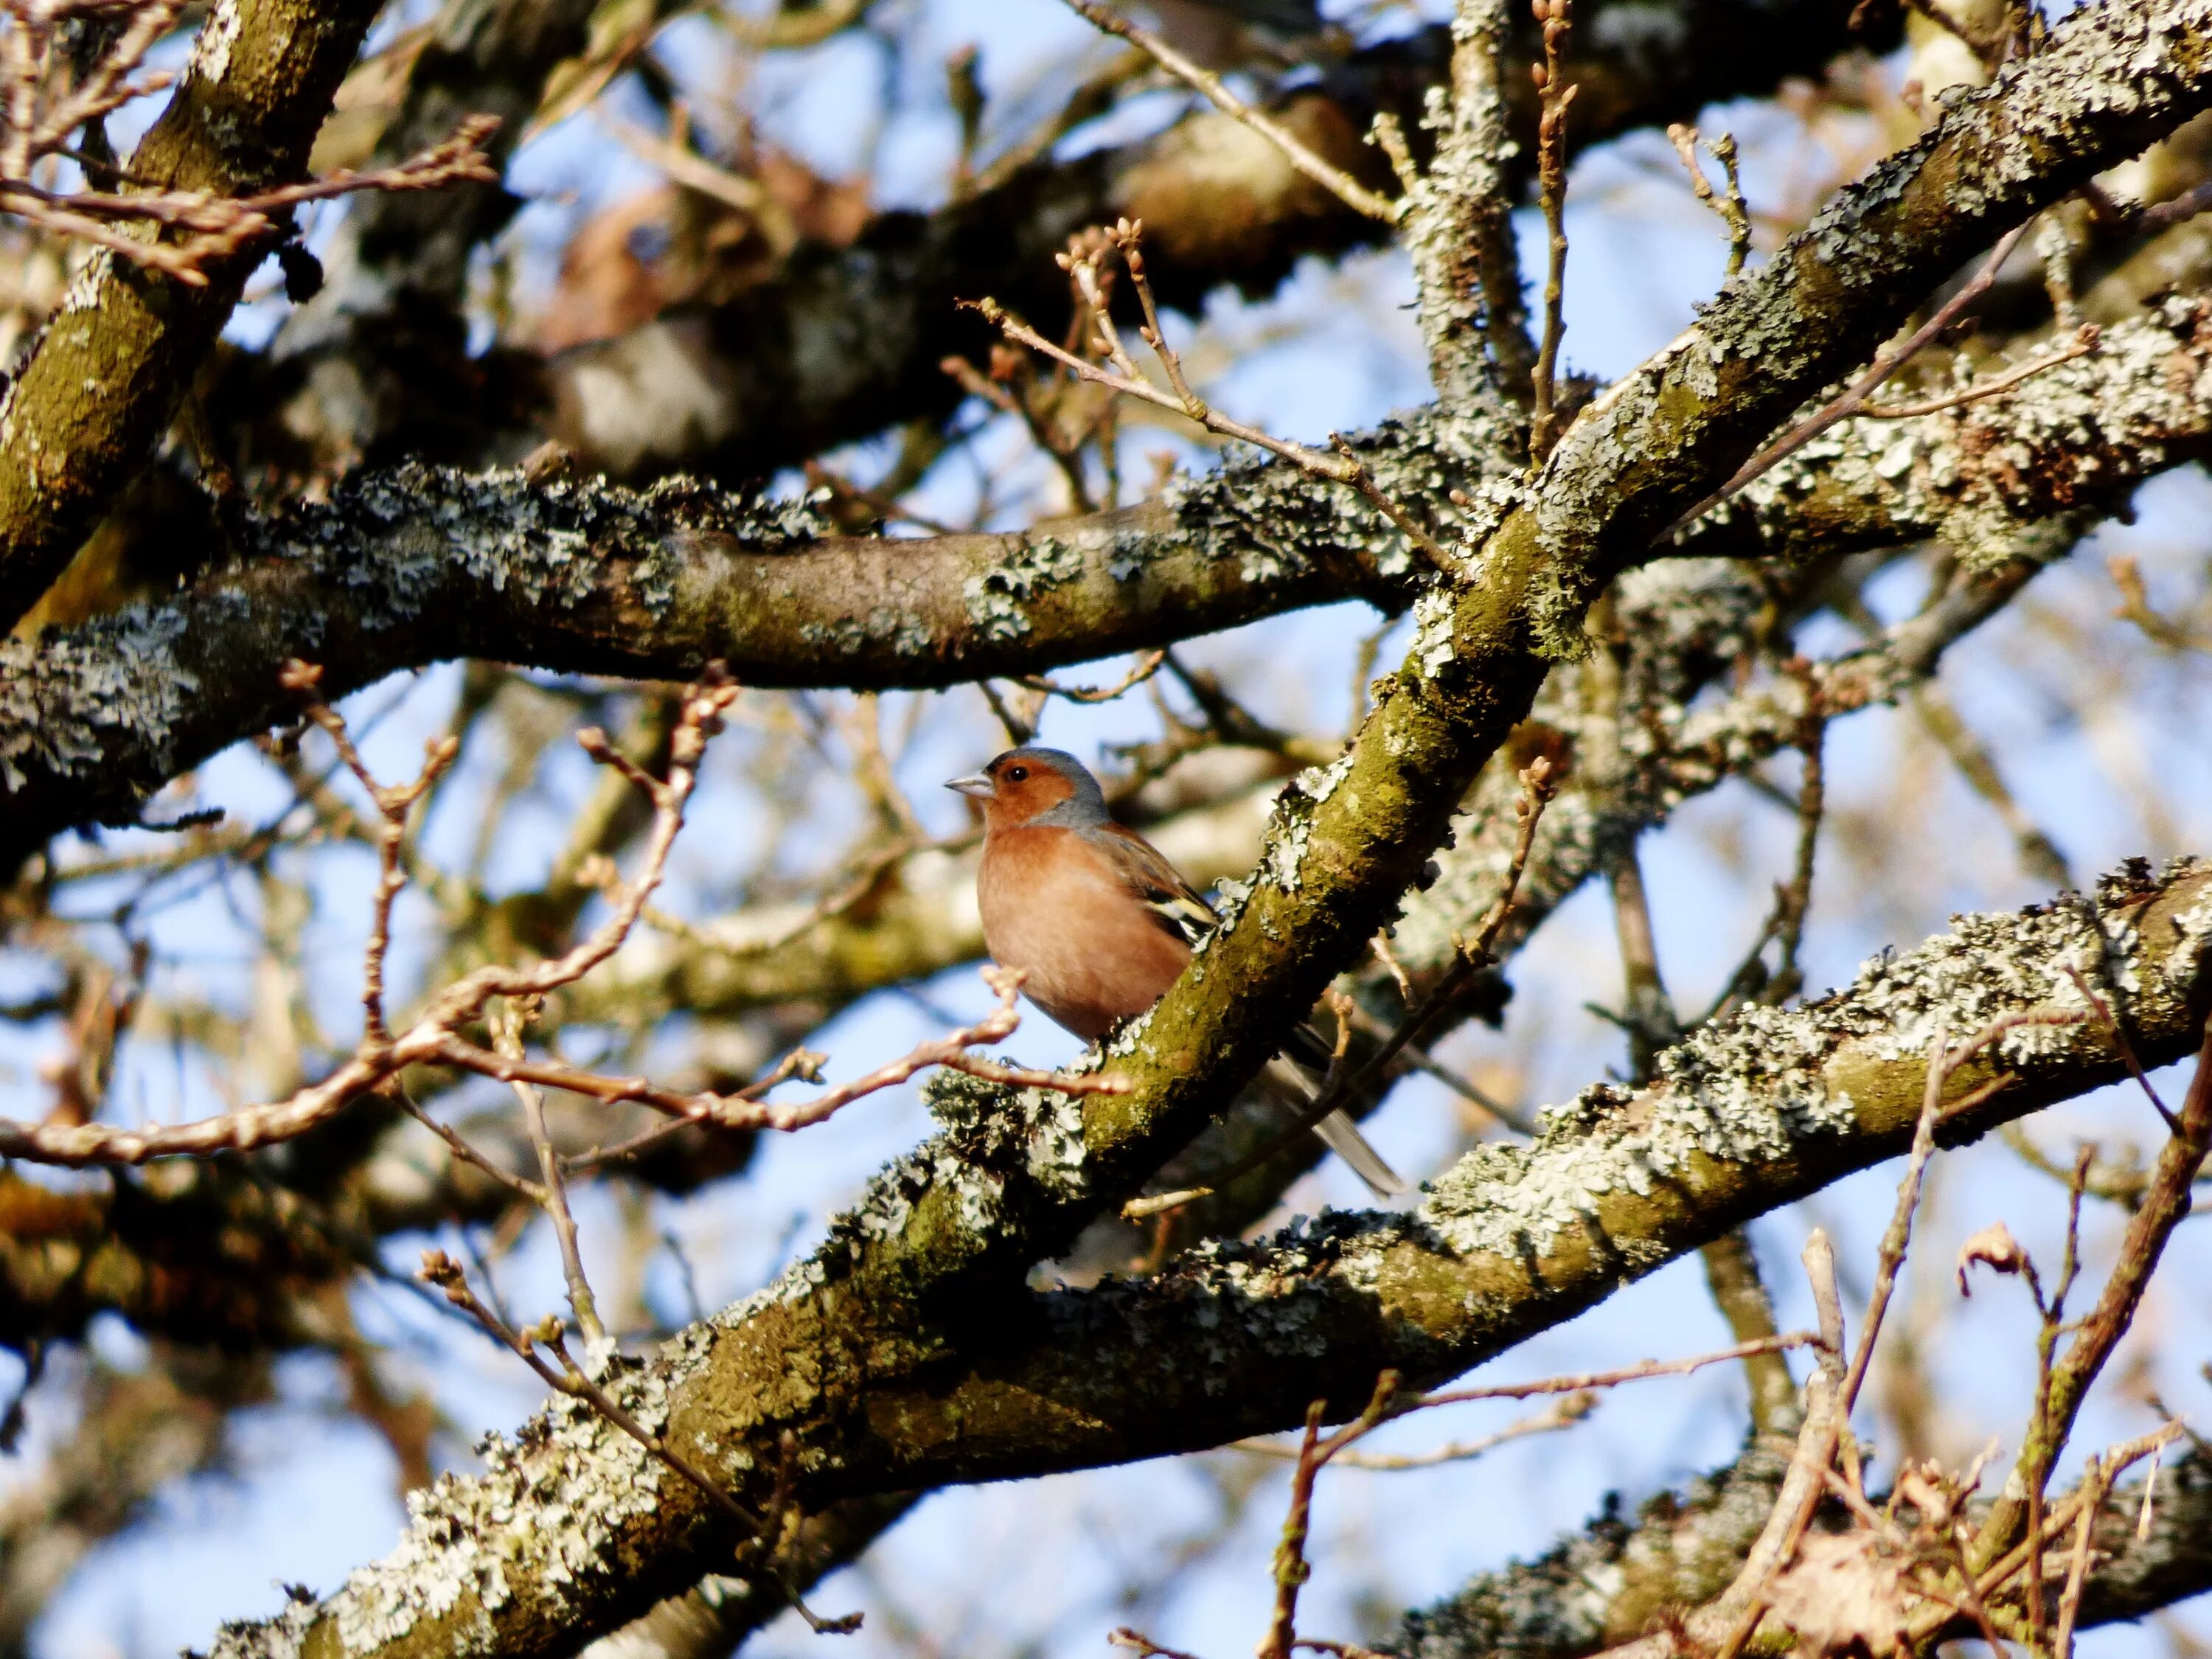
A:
[[1259, 1054, 1405, 1198]]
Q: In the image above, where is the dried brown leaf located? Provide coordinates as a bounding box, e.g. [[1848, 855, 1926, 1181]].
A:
[[1766, 1531, 1913, 1658], [1955, 1220, 2030, 1296]]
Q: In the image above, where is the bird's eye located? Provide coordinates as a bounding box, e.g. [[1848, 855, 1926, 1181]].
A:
[[1006, 765, 1029, 782]]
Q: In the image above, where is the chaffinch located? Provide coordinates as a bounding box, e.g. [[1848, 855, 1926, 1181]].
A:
[[947, 745, 1404, 1197]]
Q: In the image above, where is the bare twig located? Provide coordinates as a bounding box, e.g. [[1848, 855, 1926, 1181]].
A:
[[1415, 1332, 1818, 1411], [0, 670, 1116, 1168], [1972, 1008, 2212, 1568], [1018, 649, 1169, 704], [1259, 1374, 1401, 1659], [1669, 123, 1750, 276], [1526, 0, 1577, 464], [2109, 552, 2212, 653], [971, 222, 1460, 576], [0, 52, 498, 286], [1857, 324, 2098, 418], [1230, 1391, 1594, 1470], [493, 999, 607, 1354]]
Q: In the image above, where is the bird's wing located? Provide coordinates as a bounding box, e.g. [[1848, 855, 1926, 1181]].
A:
[[1090, 821, 1219, 947]]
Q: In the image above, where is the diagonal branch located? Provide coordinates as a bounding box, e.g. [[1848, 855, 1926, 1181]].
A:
[[206, 858, 2212, 1659], [0, 0, 386, 630]]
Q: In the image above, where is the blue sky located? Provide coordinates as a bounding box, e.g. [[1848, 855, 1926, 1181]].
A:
[[5, 2, 2211, 1655]]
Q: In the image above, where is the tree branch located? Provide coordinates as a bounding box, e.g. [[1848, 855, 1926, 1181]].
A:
[[0, 426, 1466, 863], [0, 0, 385, 629], [21, 273, 2212, 874], [204, 858, 2212, 1659], [1401, 1436, 2212, 1659]]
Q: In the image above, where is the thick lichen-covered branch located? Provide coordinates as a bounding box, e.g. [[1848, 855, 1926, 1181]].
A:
[[0, 0, 384, 629], [0, 423, 1470, 864], [18, 266, 2212, 880], [205, 860, 2212, 1659], [1507, 0, 2212, 651], [1680, 296, 2212, 571]]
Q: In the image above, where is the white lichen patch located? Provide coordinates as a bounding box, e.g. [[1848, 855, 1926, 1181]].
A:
[[1295, 751, 1356, 807], [961, 535, 1088, 641], [1409, 584, 1459, 679], [187, 0, 243, 84]]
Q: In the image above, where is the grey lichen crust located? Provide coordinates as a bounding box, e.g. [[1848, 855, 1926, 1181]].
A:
[[291, 463, 832, 630], [1705, 295, 2212, 568], [1162, 406, 1516, 584], [261, 1360, 686, 1659], [0, 463, 844, 852], [0, 605, 195, 790], [1421, 859, 2212, 1260]]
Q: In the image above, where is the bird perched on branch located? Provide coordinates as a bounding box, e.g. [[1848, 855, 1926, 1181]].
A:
[[947, 745, 1404, 1197]]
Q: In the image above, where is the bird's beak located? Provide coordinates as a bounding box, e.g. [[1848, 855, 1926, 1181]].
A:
[[945, 773, 993, 800]]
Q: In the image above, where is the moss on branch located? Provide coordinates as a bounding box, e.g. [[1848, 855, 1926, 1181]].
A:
[[0, 0, 385, 630]]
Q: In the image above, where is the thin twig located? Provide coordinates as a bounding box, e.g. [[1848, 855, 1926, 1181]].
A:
[[1668, 123, 1750, 276], [1526, 0, 1577, 465], [2109, 552, 2212, 653], [1857, 324, 2098, 418], [1231, 1391, 1595, 1469], [1258, 1373, 1401, 1659], [495, 999, 607, 1354], [1057, 0, 1397, 223], [1658, 220, 2032, 541], [1972, 1008, 2212, 1567], [1416, 1332, 1818, 1410], [1018, 649, 1169, 703], [971, 222, 1460, 576]]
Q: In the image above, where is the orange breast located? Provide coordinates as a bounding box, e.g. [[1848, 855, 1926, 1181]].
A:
[[978, 827, 1192, 1041]]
